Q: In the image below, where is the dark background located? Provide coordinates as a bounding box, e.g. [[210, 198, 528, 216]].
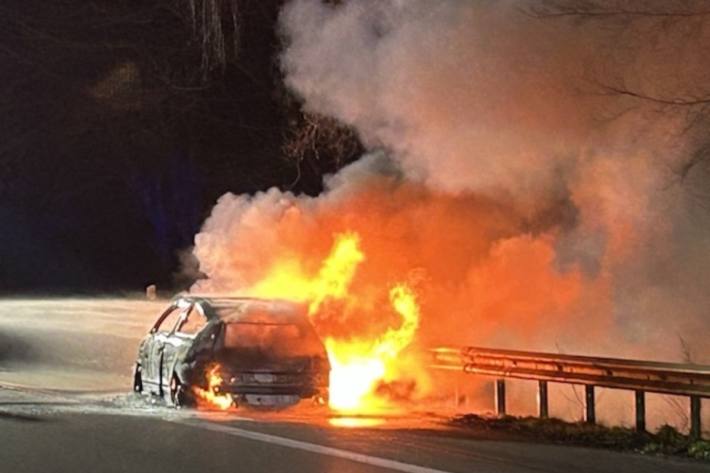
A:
[[0, 0, 361, 294]]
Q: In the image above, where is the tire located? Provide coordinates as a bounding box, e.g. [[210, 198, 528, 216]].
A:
[[132, 364, 143, 393], [170, 374, 194, 408]]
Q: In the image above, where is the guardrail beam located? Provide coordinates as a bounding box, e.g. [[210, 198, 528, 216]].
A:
[[433, 345, 710, 397]]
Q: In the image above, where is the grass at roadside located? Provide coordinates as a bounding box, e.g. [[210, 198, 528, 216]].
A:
[[451, 414, 710, 461]]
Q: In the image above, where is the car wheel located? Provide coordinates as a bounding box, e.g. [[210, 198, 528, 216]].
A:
[[132, 364, 143, 393], [170, 374, 194, 408]]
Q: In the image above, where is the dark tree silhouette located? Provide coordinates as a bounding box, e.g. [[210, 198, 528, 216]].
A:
[[0, 0, 362, 293]]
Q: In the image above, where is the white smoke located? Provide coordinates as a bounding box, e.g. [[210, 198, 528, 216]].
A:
[[280, 0, 600, 206]]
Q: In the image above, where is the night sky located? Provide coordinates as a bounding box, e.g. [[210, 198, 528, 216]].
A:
[[0, 1, 359, 294]]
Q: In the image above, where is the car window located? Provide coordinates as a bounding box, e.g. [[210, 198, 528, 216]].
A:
[[154, 306, 182, 333], [223, 322, 323, 358], [176, 307, 208, 336]]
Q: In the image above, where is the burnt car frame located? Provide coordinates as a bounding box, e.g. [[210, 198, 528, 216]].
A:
[[133, 295, 330, 407]]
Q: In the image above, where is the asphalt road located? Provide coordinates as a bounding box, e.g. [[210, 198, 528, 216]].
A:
[[1, 386, 706, 473], [0, 298, 706, 473]]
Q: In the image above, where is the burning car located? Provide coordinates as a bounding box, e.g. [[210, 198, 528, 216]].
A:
[[132, 295, 330, 408]]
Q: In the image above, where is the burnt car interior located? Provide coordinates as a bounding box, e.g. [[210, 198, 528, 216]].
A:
[[221, 321, 324, 361]]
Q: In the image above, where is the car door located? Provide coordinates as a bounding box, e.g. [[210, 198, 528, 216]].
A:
[[159, 303, 199, 392], [144, 305, 183, 393]]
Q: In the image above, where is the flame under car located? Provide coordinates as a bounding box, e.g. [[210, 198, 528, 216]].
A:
[[132, 295, 330, 408]]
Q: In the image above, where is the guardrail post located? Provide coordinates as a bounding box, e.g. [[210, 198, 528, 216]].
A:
[[584, 385, 596, 424], [495, 379, 506, 416], [634, 390, 645, 432], [537, 380, 549, 418], [690, 395, 702, 440]]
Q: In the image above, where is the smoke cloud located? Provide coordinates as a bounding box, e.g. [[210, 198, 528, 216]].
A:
[[193, 0, 710, 372]]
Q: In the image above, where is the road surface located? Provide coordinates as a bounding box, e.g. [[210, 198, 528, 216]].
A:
[[0, 298, 705, 473]]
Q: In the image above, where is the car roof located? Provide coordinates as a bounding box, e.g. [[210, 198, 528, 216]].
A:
[[172, 294, 308, 323]]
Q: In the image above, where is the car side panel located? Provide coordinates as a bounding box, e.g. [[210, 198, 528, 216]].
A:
[[149, 332, 170, 393], [160, 334, 193, 392]]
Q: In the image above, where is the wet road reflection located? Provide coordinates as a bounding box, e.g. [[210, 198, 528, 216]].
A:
[[329, 416, 386, 428]]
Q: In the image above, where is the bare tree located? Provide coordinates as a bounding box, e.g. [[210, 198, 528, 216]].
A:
[[529, 0, 710, 187], [182, 0, 241, 79], [0, 0, 291, 290], [282, 111, 363, 189]]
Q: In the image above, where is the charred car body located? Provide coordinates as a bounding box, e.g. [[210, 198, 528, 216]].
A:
[[133, 295, 329, 407]]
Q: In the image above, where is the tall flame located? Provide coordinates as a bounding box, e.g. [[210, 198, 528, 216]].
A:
[[326, 284, 420, 411], [250, 232, 364, 310], [249, 232, 421, 412], [308, 232, 364, 314]]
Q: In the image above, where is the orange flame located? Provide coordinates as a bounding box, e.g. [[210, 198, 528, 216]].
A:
[[250, 232, 364, 311], [326, 284, 420, 412], [192, 364, 234, 410], [249, 232, 422, 413]]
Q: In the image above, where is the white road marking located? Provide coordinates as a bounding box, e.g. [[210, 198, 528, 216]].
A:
[[180, 419, 456, 473]]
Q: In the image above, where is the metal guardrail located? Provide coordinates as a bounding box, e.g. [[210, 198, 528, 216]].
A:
[[431, 346, 710, 440]]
